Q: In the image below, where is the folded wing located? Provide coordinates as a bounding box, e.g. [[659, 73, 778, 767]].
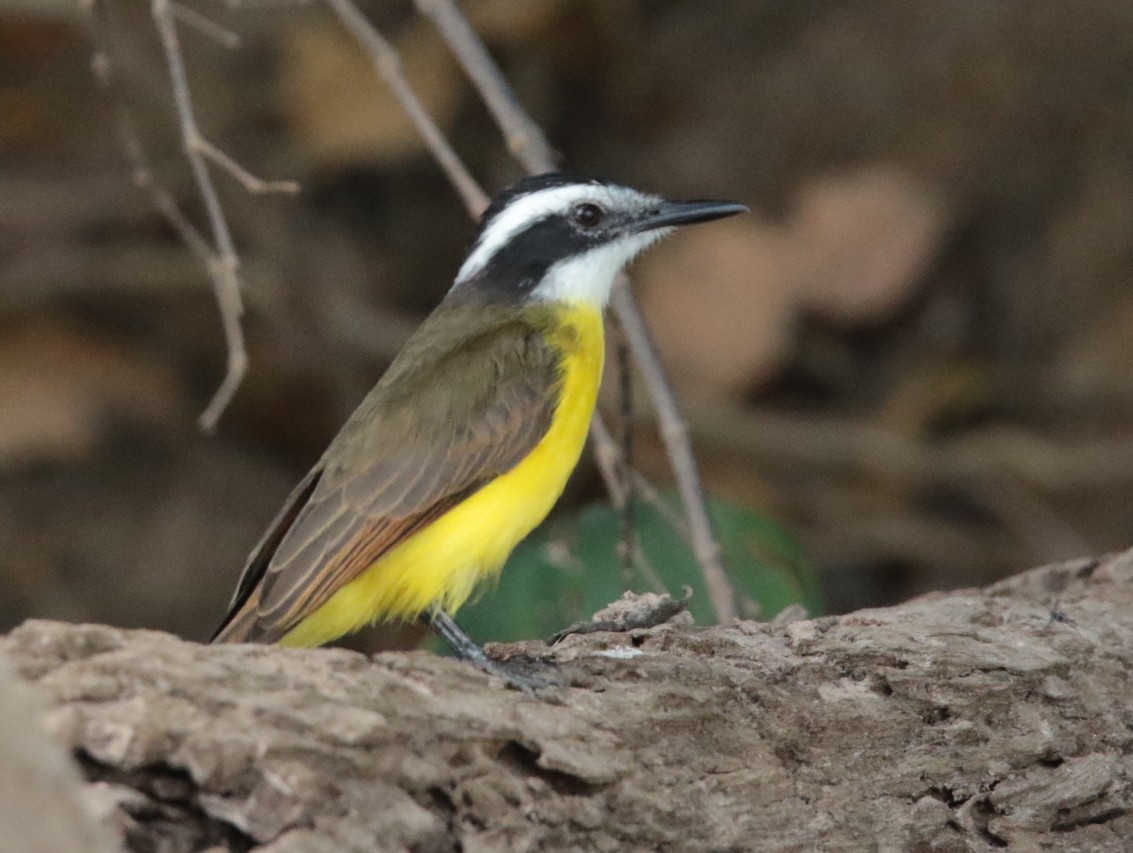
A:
[[211, 316, 559, 644]]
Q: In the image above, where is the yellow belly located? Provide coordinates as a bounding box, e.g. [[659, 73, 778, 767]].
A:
[[280, 303, 604, 647]]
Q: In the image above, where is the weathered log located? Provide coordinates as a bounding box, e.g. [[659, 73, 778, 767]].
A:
[[2, 551, 1132, 851]]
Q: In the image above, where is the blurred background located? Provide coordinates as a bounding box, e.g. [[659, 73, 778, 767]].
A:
[[3, 0, 1132, 644]]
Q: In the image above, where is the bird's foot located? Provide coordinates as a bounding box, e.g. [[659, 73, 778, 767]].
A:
[[472, 654, 566, 695], [426, 608, 563, 694]]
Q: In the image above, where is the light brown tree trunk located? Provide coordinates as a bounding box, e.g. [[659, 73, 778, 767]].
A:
[[3, 550, 1132, 851]]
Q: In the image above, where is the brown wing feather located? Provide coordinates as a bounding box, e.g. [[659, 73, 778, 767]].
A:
[[212, 303, 560, 644], [209, 466, 323, 642], [277, 487, 472, 626]]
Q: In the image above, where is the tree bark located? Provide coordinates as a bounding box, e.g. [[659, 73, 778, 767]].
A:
[[3, 550, 1133, 852]]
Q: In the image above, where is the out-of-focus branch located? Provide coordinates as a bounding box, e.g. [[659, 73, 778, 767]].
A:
[[588, 416, 628, 506], [413, 0, 556, 173], [90, 0, 298, 430], [196, 138, 300, 195], [609, 284, 735, 622], [86, 18, 211, 263], [172, 2, 242, 48], [613, 314, 636, 586], [417, 0, 737, 623], [324, 0, 489, 218], [151, 0, 248, 431]]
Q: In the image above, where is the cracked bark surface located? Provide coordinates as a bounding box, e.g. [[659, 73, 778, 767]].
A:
[[3, 551, 1133, 852]]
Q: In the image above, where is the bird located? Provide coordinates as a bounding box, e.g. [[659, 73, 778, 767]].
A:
[[211, 172, 747, 666]]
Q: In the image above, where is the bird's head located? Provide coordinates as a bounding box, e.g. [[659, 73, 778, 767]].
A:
[[452, 173, 747, 306]]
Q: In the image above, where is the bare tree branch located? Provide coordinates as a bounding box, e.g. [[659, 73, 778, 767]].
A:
[[610, 284, 736, 622], [86, 24, 212, 264], [631, 470, 692, 541], [90, 0, 300, 430], [588, 416, 629, 507], [196, 138, 300, 195], [172, 2, 242, 48], [151, 0, 248, 430], [323, 0, 489, 218], [413, 0, 557, 173], [612, 314, 637, 587]]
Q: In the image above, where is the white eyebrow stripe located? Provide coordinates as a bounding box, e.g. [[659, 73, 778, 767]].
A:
[[455, 184, 601, 284]]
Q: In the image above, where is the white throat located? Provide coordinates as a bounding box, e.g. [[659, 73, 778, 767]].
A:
[[530, 228, 672, 306]]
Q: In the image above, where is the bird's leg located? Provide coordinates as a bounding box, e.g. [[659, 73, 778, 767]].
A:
[[424, 609, 563, 693], [427, 609, 489, 663]]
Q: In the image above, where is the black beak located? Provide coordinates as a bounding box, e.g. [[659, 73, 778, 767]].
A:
[[633, 199, 749, 233]]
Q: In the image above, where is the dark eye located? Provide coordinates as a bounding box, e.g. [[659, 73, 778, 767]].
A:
[[571, 202, 604, 229]]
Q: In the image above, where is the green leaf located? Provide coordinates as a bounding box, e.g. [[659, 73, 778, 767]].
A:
[[447, 493, 822, 647]]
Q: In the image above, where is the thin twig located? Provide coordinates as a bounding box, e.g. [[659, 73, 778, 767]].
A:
[[614, 314, 636, 588], [173, 2, 242, 48], [216, 0, 314, 9], [88, 39, 212, 264], [610, 283, 736, 623], [590, 416, 698, 548], [93, 0, 300, 429], [420, 0, 737, 623], [196, 138, 300, 194], [413, 0, 556, 173], [631, 471, 691, 541], [152, 0, 248, 431], [324, 0, 489, 217], [589, 416, 629, 506]]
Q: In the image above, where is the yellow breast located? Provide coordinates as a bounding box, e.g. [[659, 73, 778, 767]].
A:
[[281, 302, 605, 647]]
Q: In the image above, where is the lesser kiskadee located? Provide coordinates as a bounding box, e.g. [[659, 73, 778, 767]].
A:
[[212, 172, 746, 666]]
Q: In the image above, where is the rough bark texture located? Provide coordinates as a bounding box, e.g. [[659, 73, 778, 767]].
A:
[[3, 551, 1133, 852], [0, 659, 118, 853]]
